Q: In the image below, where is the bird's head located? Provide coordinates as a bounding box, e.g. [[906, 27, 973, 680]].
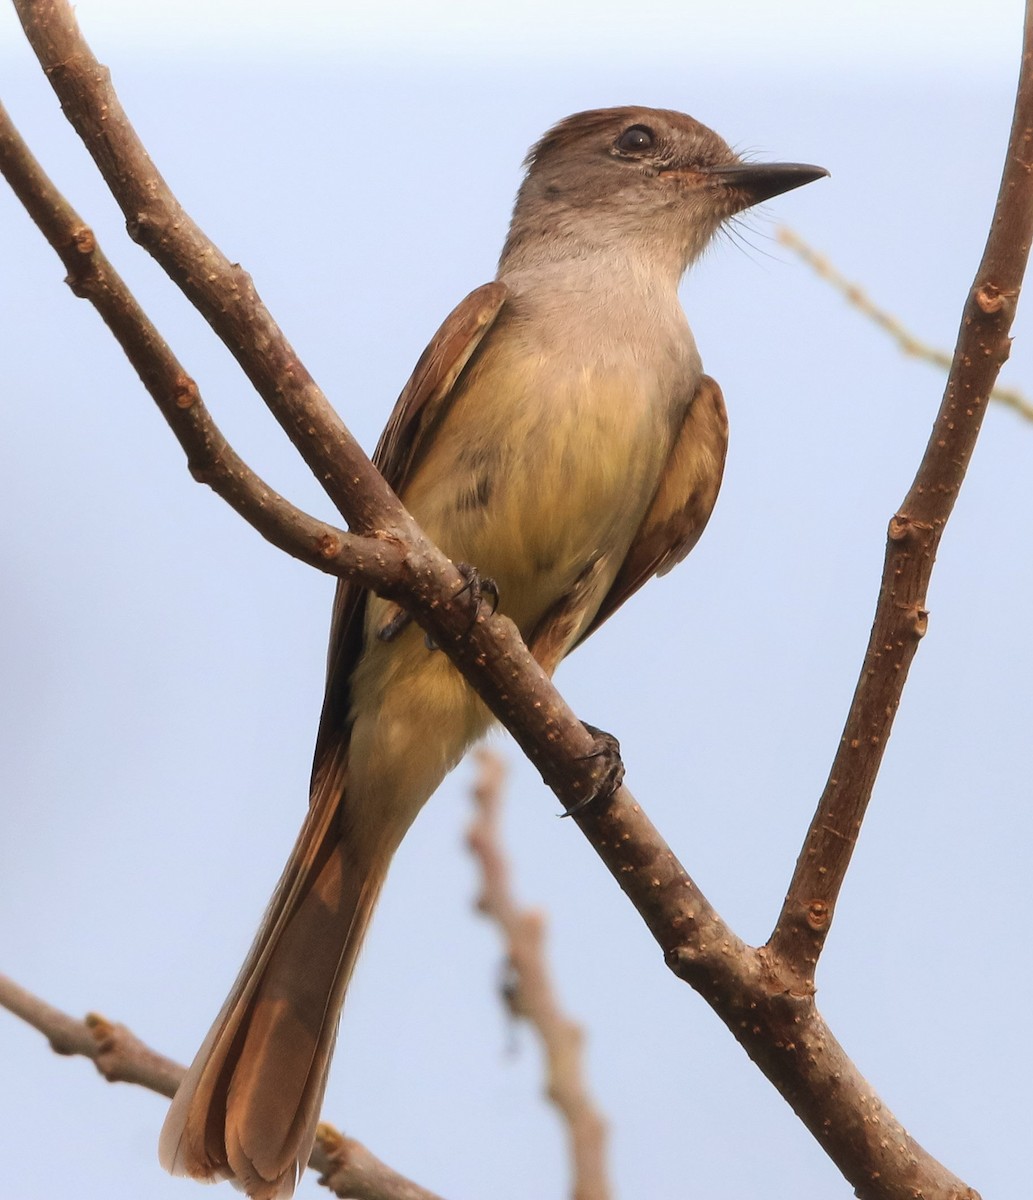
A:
[[502, 107, 827, 277]]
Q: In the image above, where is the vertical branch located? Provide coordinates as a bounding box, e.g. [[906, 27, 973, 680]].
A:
[[468, 751, 612, 1200], [770, 0, 1033, 983]]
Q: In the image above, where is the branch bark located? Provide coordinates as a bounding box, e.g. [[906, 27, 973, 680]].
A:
[[768, 1, 1033, 986], [0, 100, 399, 586], [8, 0, 626, 823], [3, 1, 1024, 1197], [468, 751, 611, 1200], [0, 974, 445, 1200]]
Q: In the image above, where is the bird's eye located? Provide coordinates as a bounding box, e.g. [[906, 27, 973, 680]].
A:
[[614, 125, 656, 154]]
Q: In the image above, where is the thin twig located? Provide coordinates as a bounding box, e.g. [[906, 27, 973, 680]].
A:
[[777, 226, 1033, 421], [467, 751, 611, 1200], [0, 972, 182, 1096], [769, 6, 1033, 981], [0, 974, 444, 1200]]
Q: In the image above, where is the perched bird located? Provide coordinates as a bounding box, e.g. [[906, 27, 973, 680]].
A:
[[159, 106, 826, 1198]]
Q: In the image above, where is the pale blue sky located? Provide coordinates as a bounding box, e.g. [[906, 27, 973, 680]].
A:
[[1, 3, 1029, 1200], [4, 0, 1014, 66]]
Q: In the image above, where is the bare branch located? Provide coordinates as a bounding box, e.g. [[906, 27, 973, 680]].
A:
[[777, 226, 1033, 422], [0, 974, 445, 1200], [467, 751, 611, 1200], [314, 1126, 447, 1200], [14, 0, 655, 826], [12, 0, 399, 539], [769, 5, 1033, 981], [0, 100, 400, 586], [0, 972, 182, 1096], [2, 2, 1003, 1195]]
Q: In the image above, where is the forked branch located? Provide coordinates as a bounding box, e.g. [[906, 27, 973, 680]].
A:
[[4, 0, 1025, 1195], [9, 0, 631, 819], [0, 101, 397, 586]]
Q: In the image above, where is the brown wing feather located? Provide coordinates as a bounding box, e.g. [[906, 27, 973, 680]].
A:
[[311, 281, 509, 778], [373, 281, 509, 485], [572, 374, 729, 649]]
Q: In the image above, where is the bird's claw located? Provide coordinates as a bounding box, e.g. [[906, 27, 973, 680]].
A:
[[426, 562, 498, 647], [377, 606, 413, 643], [560, 723, 625, 817], [454, 562, 499, 624], [378, 563, 499, 650]]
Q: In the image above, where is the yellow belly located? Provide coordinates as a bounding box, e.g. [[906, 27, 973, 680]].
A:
[[345, 330, 681, 848], [400, 348, 675, 639]]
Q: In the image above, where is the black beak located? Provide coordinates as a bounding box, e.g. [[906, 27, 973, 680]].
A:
[[706, 161, 829, 206]]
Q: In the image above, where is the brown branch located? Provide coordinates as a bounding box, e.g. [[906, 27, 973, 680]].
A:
[[0, 974, 445, 1200], [12, 0, 398, 541], [467, 751, 611, 1200], [567, 789, 982, 1199], [777, 226, 1033, 422], [2, 3, 1001, 1196], [769, 6, 1033, 982], [313, 1127, 447, 1200], [0, 972, 183, 1097], [9, 0, 627, 823], [0, 100, 400, 588]]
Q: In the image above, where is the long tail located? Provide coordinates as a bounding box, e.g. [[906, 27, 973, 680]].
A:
[[159, 753, 386, 1200]]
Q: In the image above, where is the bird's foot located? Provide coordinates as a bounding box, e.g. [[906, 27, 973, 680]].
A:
[[454, 562, 500, 624], [377, 564, 499, 649], [376, 604, 412, 643], [561, 723, 625, 817], [424, 562, 499, 649]]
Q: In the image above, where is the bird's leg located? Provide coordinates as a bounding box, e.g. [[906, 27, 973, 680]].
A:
[[378, 563, 499, 649], [561, 723, 625, 816], [453, 561, 500, 622], [424, 562, 499, 649], [376, 605, 413, 643]]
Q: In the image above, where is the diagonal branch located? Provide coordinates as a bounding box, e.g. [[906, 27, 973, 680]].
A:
[[0, 974, 446, 1200], [8, 0, 625, 822], [0, 971, 183, 1098], [12, 0, 397, 541], [769, 1, 1033, 983], [0, 100, 399, 586], [1, 2, 1005, 1196], [776, 226, 1033, 422]]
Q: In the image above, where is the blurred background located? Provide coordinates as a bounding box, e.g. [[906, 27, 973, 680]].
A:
[[1, 2, 1030, 1197]]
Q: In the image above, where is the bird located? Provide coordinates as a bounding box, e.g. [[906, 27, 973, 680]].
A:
[[159, 106, 826, 1198]]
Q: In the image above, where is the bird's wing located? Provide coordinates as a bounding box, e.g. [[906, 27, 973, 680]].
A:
[[310, 281, 509, 779], [372, 281, 510, 486], [571, 373, 729, 649]]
